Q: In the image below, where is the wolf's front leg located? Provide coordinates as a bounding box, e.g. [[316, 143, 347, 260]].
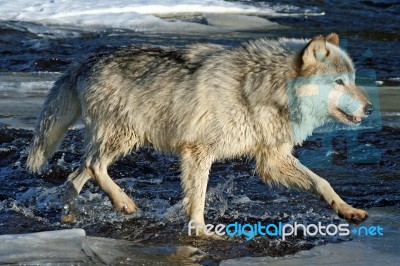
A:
[[179, 143, 214, 237], [256, 144, 368, 223]]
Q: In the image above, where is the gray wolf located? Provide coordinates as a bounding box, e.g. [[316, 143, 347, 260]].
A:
[[27, 33, 372, 233]]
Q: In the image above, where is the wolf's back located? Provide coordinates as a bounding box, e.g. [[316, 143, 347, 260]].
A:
[[26, 67, 81, 173]]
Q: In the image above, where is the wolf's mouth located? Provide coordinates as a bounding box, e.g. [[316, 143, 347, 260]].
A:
[[337, 108, 363, 124]]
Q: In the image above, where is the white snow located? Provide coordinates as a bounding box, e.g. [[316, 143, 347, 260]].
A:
[[0, 0, 320, 34]]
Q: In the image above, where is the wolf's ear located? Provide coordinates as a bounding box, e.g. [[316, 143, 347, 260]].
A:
[[301, 35, 328, 66], [326, 33, 339, 47]]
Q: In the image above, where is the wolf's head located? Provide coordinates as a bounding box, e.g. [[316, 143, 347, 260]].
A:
[[296, 33, 373, 125]]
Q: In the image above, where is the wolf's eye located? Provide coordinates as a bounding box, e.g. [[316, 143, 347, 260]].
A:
[[335, 79, 344, 85]]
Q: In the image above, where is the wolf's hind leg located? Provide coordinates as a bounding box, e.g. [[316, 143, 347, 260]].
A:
[[61, 166, 91, 223], [86, 160, 137, 214], [256, 144, 368, 223], [179, 144, 213, 234], [66, 165, 91, 195], [84, 125, 139, 214]]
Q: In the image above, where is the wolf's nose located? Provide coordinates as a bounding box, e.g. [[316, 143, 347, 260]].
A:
[[364, 103, 374, 115]]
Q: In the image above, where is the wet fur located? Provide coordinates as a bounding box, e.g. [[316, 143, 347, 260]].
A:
[[27, 34, 370, 230]]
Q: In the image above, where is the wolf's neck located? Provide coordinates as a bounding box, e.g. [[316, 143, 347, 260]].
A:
[[290, 119, 325, 145], [289, 97, 329, 144]]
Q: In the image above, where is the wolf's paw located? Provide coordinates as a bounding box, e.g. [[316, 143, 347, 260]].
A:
[[119, 201, 138, 214], [61, 213, 75, 224], [339, 207, 368, 223], [112, 192, 138, 214], [61, 206, 78, 224], [60, 200, 78, 224], [332, 201, 368, 223]]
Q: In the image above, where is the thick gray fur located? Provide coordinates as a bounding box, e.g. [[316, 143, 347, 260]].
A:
[[27, 34, 371, 233]]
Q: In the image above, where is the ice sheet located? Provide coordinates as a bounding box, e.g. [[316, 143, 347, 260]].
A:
[[0, 0, 319, 35], [0, 229, 89, 264], [0, 228, 210, 265]]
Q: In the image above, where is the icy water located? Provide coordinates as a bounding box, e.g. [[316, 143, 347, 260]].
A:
[[0, 0, 399, 265]]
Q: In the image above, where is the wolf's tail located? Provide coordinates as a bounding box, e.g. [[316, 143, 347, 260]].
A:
[[26, 68, 81, 173]]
